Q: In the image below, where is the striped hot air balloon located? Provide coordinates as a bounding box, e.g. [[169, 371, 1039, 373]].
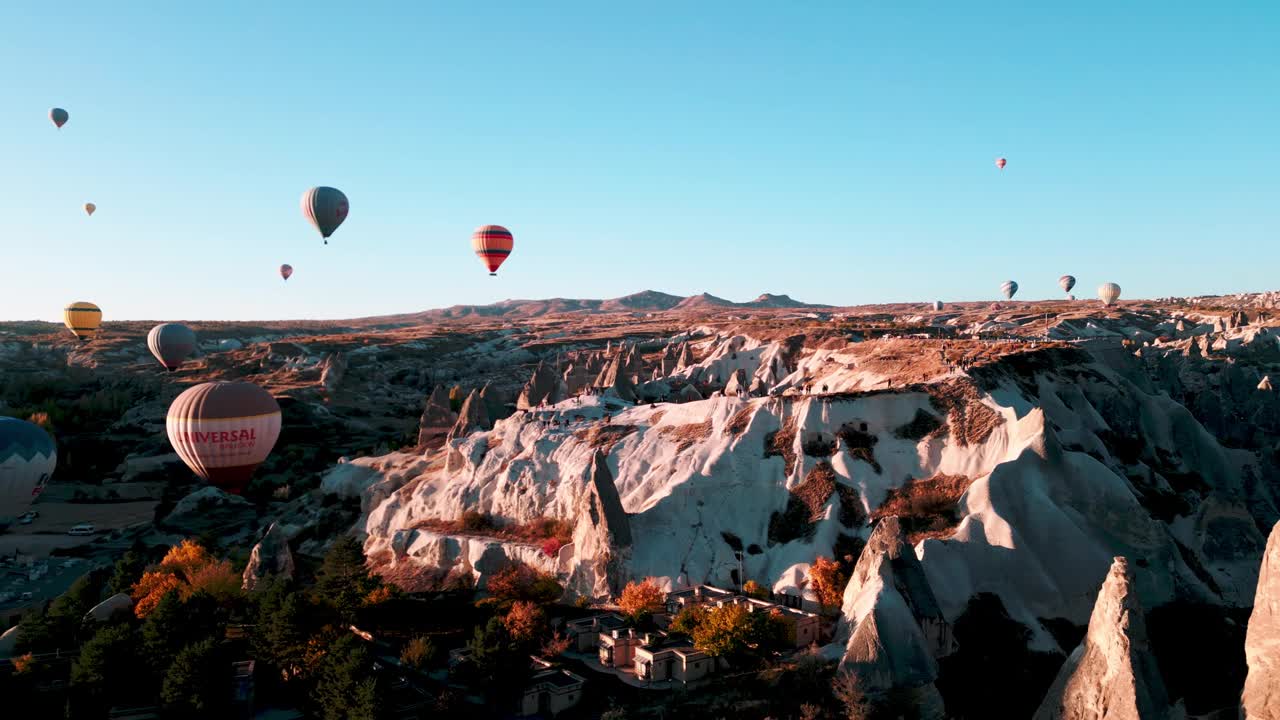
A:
[[1098, 282, 1122, 307], [84, 203, 96, 216], [300, 186, 349, 244], [1059, 275, 1076, 294], [472, 225, 514, 275], [167, 382, 281, 494], [147, 323, 197, 371], [63, 302, 102, 341], [49, 108, 69, 129], [280, 264, 293, 281], [995, 157, 1007, 170], [1000, 281, 1018, 300], [0, 418, 56, 524]]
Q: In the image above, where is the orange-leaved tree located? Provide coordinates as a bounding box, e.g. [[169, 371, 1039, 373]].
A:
[[132, 539, 240, 617], [617, 578, 665, 620], [807, 556, 847, 610]]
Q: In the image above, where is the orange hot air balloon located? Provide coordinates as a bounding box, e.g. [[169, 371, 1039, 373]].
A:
[[996, 158, 1007, 170], [280, 264, 293, 281], [166, 382, 281, 494], [472, 225, 514, 276]]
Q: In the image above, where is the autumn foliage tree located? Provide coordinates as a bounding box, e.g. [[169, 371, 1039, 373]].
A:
[[503, 600, 546, 643], [483, 563, 562, 607], [132, 540, 240, 617], [808, 556, 847, 610], [617, 578, 665, 620]]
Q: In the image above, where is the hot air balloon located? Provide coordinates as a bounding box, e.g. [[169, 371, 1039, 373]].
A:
[[49, 108, 69, 129], [472, 225, 514, 276], [300, 187, 349, 244], [1098, 283, 1122, 307], [1066, 294, 1076, 301], [995, 158, 1007, 170], [84, 203, 96, 216], [932, 301, 944, 311], [63, 302, 102, 341], [147, 323, 197, 371], [1000, 281, 1018, 300], [280, 264, 293, 281], [167, 382, 281, 494], [1059, 275, 1076, 294], [0, 418, 56, 525]]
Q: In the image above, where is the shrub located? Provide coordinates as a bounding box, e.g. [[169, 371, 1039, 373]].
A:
[[400, 636, 437, 670], [742, 580, 769, 600], [541, 537, 564, 558], [459, 510, 493, 533]]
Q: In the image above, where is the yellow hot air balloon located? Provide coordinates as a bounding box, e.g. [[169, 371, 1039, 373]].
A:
[[84, 203, 96, 216], [63, 302, 102, 341]]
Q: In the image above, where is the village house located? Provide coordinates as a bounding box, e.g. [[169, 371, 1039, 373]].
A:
[[633, 633, 715, 685], [598, 627, 646, 669], [564, 612, 628, 652], [665, 584, 821, 649], [519, 658, 586, 717]]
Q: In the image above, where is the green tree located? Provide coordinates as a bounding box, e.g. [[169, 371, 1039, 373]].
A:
[[109, 549, 148, 594], [70, 623, 144, 715], [253, 587, 310, 684], [141, 590, 186, 677], [162, 637, 229, 718], [313, 634, 383, 720], [314, 537, 379, 621], [17, 573, 102, 653], [467, 617, 531, 710]]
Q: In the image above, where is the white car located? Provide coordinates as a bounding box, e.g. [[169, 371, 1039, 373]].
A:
[[67, 524, 95, 536], [18, 511, 37, 525]]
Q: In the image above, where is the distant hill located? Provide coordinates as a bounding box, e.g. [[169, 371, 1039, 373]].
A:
[[370, 290, 831, 322]]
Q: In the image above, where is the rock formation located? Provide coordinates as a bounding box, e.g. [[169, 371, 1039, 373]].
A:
[[1260, 375, 1274, 392], [418, 384, 458, 448], [243, 522, 296, 591], [724, 368, 748, 397], [449, 388, 490, 440], [676, 383, 703, 402], [1032, 557, 1175, 720], [1243, 520, 1280, 720], [567, 450, 631, 599], [319, 351, 348, 394], [84, 593, 133, 622], [517, 361, 566, 409], [831, 516, 953, 695]]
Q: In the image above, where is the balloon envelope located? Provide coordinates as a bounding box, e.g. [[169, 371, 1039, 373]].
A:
[[166, 382, 281, 494], [932, 301, 944, 311], [280, 264, 293, 281], [49, 108, 68, 129], [147, 323, 197, 371], [63, 301, 102, 341], [1000, 281, 1018, 300], [84, 203, 96, 216], [996, 157, 1007, 169], [472, 225, 514, 275], [1059, 275, 1076, 293], [1098, 282, 1122, 307], [300, 187, 349, 242], [0, 418, 55, 524]]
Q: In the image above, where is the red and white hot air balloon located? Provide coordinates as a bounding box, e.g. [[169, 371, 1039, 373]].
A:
[[280, 264, 293, 281], [995, 157, 1007, 170], [166, 382, 281, 494], [472, 225, 514, 276]]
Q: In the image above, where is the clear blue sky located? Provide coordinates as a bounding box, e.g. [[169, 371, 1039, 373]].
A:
[[3, 1, 1277, 321]]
